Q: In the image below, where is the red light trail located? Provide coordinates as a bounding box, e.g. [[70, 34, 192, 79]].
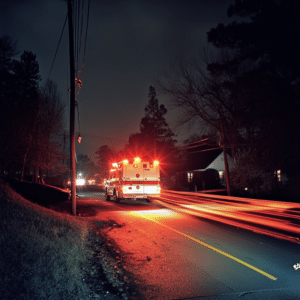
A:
[[147, 191, 300, 244]]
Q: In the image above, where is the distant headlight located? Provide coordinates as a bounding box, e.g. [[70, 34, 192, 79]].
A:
[[76, 178, 86, 186]]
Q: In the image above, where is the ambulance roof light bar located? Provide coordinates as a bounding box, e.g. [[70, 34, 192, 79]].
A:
[[134, 157, 141, 163]]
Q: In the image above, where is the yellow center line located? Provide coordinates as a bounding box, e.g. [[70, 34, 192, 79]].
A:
[[136, 213, 277, 281]]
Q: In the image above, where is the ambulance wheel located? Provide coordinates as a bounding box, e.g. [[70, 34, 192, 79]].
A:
[[114, 190, 121, 203]]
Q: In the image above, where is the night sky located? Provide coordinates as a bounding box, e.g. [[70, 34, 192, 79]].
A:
[[1, 0, 236, 160]]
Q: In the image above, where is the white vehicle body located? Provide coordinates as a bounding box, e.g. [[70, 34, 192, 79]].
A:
[[105, 157, 160, 202]]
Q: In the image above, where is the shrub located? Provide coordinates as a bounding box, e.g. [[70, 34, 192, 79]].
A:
[[230, 149, 275, 198]]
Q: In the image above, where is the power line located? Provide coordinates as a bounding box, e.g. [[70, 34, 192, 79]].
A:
[[48, 13, 68, 80], [185, 137, 212, 146], [80, 0, 91, 81], [72, 0, 91, 86], [186, 146, 222, 154]]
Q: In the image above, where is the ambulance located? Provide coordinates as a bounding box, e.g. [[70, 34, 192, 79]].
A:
[[105, 157, 161, 202]]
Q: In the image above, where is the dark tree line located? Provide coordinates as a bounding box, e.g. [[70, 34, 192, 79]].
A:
[[157, 0, 300, 198], [206, 0, 300, 174], [0, 35, 66, 182]]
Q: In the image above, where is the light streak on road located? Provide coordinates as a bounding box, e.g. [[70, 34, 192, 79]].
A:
[[148, 191, 300, 244], [130, 210, 278, 281], [132, 208, 178, 218]]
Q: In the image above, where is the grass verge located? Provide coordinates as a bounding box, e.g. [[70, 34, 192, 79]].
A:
[[0, 179, 99, 300]]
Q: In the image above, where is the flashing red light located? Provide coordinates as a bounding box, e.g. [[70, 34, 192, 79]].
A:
[[134, 157, 141, 163]]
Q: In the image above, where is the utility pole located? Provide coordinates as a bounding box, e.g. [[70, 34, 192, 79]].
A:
[[67, 0, 76, 215], [220, 117, 231, 196]]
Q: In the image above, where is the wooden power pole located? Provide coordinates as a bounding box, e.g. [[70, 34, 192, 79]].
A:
[[221, 118, 231, 196], [67, 0, 76, 215]]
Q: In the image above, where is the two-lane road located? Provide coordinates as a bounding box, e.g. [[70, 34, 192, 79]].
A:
[[49, 188, 300, 299]]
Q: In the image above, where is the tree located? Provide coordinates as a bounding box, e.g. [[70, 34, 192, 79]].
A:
[[0, 35, 19, 172], [0, 35, 18, 72], [11, 50, 41, 115], [77, 154, 97, 179], [95, 145, 114, 180], [141, 86, 177, 153], [24, 79, 66, 182], [207, 0, 300, 83], [124, 86, 177, 180], [127, 86, 176, 155], [0, 36, 67, 182], [157, 50, 241, 160], [0, 46, 42, 175], [156, 50, 262, 195], [206, 0, 300, 175], [159, 0, 300, 180]]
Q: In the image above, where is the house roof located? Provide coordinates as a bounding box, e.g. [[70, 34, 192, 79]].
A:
[[180, 148, 223, 172]]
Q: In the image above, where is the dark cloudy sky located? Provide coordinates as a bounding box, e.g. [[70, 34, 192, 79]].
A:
[[1, 0, 236, 160]]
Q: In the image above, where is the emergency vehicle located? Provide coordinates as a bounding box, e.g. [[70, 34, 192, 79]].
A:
[[105, 157, 161, 202]]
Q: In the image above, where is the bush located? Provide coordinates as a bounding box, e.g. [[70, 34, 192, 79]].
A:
[[230, 149, 275, 198], [283, 174, 300, 202]]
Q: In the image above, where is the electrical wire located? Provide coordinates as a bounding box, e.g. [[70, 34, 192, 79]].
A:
[[80, 0, 91, 81], [47, 13, 68, 80], [78, 0, 84, 67], [75, 0, 91, 83], [68, 0, 91, 98], [185, 137, 212, 146], [70, 0, 91, 144], [186, 146, 222, 154]]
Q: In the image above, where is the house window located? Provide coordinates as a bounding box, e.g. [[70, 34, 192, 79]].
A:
[[187, 172, 193, 183], [275, 170, 282, 182], [219, 171, 224, 180]]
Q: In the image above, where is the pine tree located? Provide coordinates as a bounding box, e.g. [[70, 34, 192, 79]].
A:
[[124, 86, 177, 182], [140, 86, 176, 157]]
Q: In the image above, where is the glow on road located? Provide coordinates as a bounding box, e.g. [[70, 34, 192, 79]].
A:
[[130, 209, 277, 281]]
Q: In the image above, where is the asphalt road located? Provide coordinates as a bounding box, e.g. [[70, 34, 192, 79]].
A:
[[49, 188, 300, 299]]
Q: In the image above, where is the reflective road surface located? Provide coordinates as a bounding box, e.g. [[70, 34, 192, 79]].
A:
[[49, 188, 300, 299]]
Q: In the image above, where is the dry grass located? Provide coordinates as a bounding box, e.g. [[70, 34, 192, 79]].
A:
[[0, 179, 95, 300]]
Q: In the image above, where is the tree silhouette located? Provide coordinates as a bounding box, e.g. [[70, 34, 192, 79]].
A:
[[206, 0, 300, 175], [95, 145, 114, 180], [0, 36, 66, 181], [124, 86, 177, 180]]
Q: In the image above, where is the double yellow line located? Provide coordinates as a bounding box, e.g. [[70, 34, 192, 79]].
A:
[[137, 213, 277, 281]]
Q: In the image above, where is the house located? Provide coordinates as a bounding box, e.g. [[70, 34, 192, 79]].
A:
[[176, 148, 233, 191]]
